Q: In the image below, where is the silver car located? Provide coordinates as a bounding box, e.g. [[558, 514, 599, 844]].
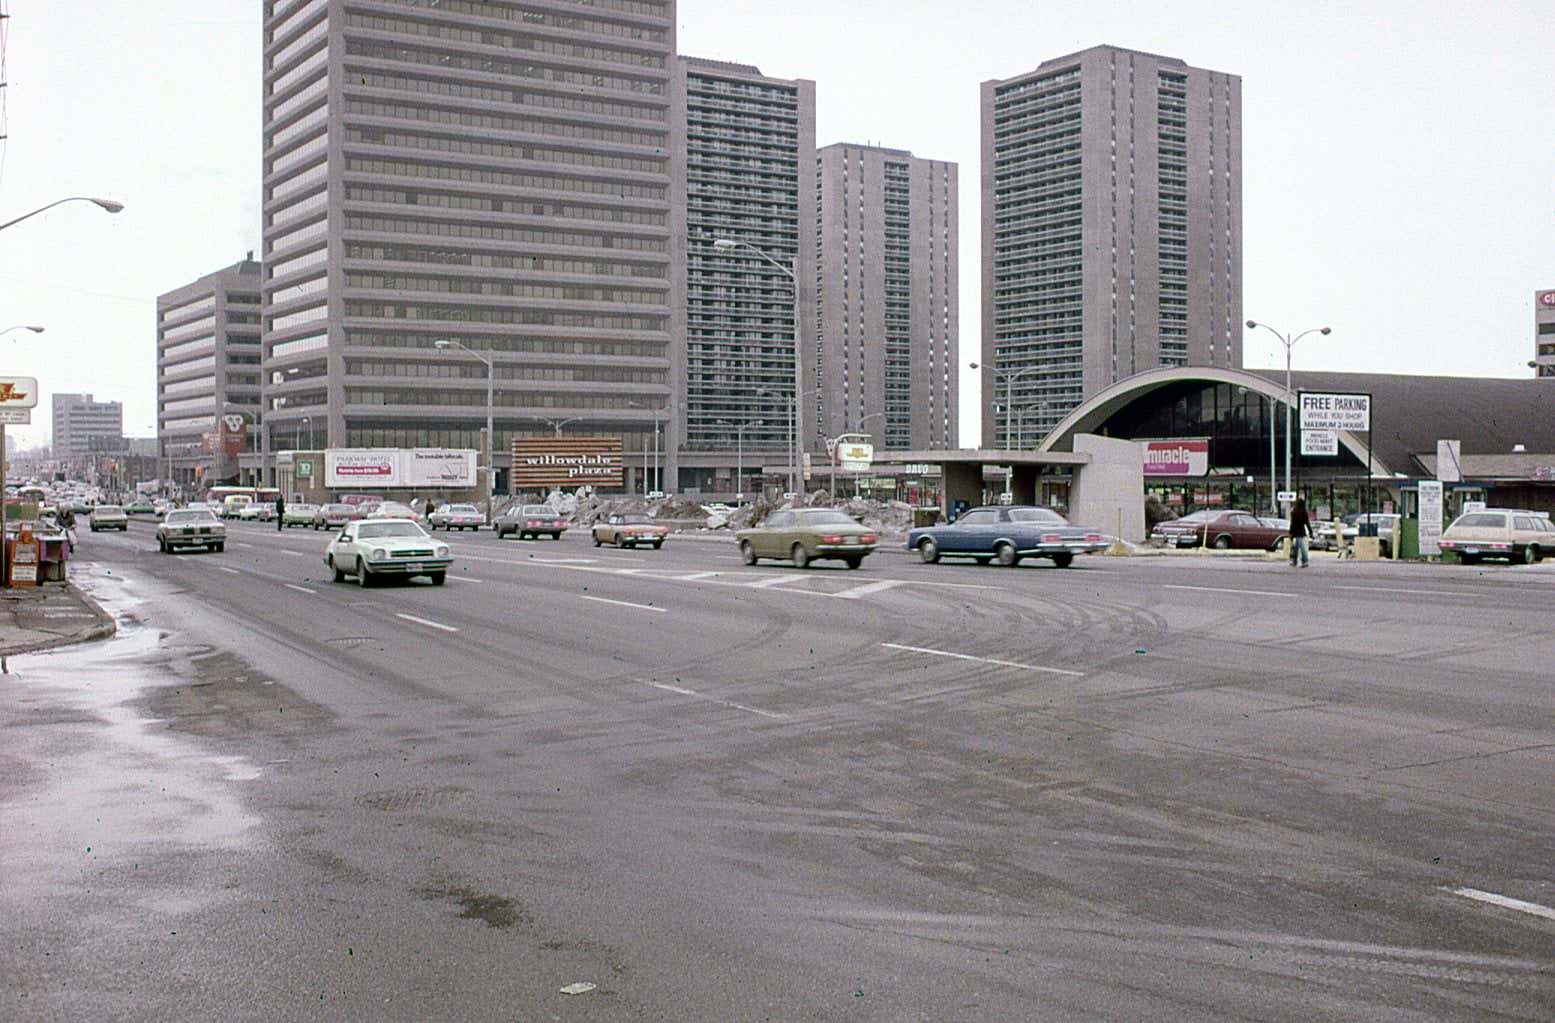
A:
[[324, 518, 451, 586], [157, 508, 226, 553], [88, 505, 129, 532]]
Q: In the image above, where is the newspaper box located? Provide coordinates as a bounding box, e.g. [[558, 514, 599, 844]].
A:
[[7, 532, 40, 587]]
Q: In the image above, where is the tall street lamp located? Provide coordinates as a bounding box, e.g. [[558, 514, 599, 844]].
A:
[[0, 325, 45, 339], [969, 361, 1045, 448], [714, 237, 803, 495], [1246, 321, 1332, 499], [758, 386, 820, 497], [716, 418, 763, 503], [434, 339, 495, 525], [0, 196, 123, 234]]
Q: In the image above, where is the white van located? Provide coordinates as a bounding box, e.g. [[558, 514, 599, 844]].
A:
[[221, 494, 253, 519]]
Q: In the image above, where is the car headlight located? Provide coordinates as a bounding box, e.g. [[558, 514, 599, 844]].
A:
[[370, 548, 387, 561], [436, 545, 449, 558]]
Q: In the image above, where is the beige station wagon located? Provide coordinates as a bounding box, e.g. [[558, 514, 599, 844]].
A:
[[1439, 509, 1555, 564], [736, 508, 878, 569]]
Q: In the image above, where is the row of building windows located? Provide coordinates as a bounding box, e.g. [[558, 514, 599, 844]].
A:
[[344, 40, 665, 97], [345, 126, 668, 175], [344, 241, 666, 278], [350, 69, 666, 123], [345, 214, 666, 251], [344, 271, 665, 305], [372, 0, 669, 41], [347, 388, 653, 410], [344, 300, 665, 331], [343, 97, 668, 148], [344, 184, 666, 226], [345, 155, 668, 200], [345, 11, 664, 70], [347, 360, 664, 384], [343, 330, 664, 359]]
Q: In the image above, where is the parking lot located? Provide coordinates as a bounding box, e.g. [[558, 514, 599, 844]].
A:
[[4, 515, 1554, 1020]]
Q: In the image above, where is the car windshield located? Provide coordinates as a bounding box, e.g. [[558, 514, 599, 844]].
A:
[[447, 504, 478, 514], [1007, 507, 1066, 524], [357, 522, 427, 539], [620, 514, 652, 524], [95, 506, 123, 514], [522, 505, 553, 515], [166, 510, 217, 524], [800, 510, 855, 525], [292, 504, 318, 513], [324, 505, 352, 514], [1169, 511, 1212, 524], [377, 503, 413, 514]]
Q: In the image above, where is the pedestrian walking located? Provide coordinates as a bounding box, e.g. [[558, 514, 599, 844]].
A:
[[275, 492, 286, 532], [1288, 497, 1312, 568]]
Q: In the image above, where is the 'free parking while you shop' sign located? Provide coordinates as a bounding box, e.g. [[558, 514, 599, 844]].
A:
[[1298, 392, 1371, 432]]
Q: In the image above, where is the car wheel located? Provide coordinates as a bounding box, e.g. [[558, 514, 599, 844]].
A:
[[429, 572, 446, 586], [651, 541, 663, 550], [1459, 553, 1480, 565], [1052, 552, 1075, 569], [1525, 544, 1541, 564], [918, 538, 940, 564], [1212, 534, 1232, 550], [356, 558, 372, 587], [593, 536, 603, 546], [330, 556, 346, 583], [791, 543, 811, 569], [994, 541, 1019, 567], [158, 538, 167, 553], [843, 555, 863, 570], [740, 540, 757, 566], [214, 542, 225, 552]]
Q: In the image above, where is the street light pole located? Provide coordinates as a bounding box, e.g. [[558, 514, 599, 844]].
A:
[[1246, 321, 1331, 501], [968, 361, 1043, 449], [0, 196, 124, 234], [435, 339, 496, 526], [714, 237, 803, 497]]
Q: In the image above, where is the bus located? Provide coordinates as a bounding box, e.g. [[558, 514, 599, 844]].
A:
[[204, 485, 281, 508]]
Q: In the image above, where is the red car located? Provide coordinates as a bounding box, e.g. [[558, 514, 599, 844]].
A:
[[1151, 509, 1286, 550]]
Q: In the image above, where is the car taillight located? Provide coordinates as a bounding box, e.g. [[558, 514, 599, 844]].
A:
[[1085, 533, 1102, 542], [860, 534, 878, 543], [527, 519, 541, 526], [1042, 533, 1062, 542], [822, 534, 843, 544]]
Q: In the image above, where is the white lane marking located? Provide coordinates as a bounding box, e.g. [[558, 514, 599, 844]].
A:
[[279, 549, 305, 557], [746, 574, 809, 588], [394, 612, 460, 633], [880, 642, 1085, 677], [284, 583, 316, 595], [1334, 585, 1485, 598], [643, 680, 785, 719], [448, 575, 484, 583], [217, 566, 242, 575], [231, 542, 253, 549], [1164, 584, 1297, 599], [833, 580, 904, 600], [1445, 887, 1555, 922], [531, 557, 600, 565], [580, 594, 666, 613], [678, 571, 721, 580]]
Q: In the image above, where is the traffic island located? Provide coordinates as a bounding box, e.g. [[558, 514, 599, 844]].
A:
[[0, 583, 117, 658]]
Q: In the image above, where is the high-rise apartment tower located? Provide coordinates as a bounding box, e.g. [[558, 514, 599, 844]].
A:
[[672, 56, 814, 493], [156, 256, 263, 486], [52, 394, 124, 460], [261, 0, 675, 487], [815, 143, 957, 451], [980, 45, 1241, 447]]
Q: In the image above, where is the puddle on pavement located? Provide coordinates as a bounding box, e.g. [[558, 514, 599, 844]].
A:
[[0, 571, 292, 897]]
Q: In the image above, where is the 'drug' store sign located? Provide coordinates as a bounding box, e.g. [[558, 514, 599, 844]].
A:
[[1141, 439, 1210, 477]]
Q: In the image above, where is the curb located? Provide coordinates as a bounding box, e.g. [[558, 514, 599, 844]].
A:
[[0, 583, 118, 657]]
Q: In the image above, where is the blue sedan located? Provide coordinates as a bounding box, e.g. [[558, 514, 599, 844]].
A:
[[906, 505, 1110, 568]]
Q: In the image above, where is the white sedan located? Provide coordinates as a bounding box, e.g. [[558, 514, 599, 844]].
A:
[[324, 518, 451, 586]]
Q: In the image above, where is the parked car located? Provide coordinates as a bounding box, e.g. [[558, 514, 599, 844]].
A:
[[428, 503, 484, 531], [314, 503, 361, 530], [281, 503, 320, 528], [737, 508, 878, 569], [324, 518, 451, 586], [1151, 509, 1286, 550], [592, 513, 669, 549], [123, 499, 155, 515], [88, 505, 129, 532], [237, 501, 275, 521], [368, 500, 422, 524], [905, 504, 1107, 568], [646, 490, 667, 501], [1439, 509, 1555, 564], [157, 508, 226, 553], [494, 504, 567, 540], [1314, 512, 1401, 554]]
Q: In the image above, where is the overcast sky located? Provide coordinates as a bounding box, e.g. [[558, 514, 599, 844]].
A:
[[1, 0, 1550, 450]]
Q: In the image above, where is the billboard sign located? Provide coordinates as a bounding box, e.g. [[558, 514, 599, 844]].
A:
[[327, 449, 398, 487], [1301, 429, 1338, 456], [1298, 392, 1371, 432], [0, 377, 38, 409], [0, 409, 32, 425], [1539, 290, 1555, 307], [219, 413, 248, 457], [1418, 479, 1443, 557], [511, 437, 623, 490], [836, 441, 874, 472], [1141, 439, 1210, 477], [405, 448, 477, 487]]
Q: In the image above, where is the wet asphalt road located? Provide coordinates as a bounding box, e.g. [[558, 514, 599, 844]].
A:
[[3, 519, 1554, 1021]]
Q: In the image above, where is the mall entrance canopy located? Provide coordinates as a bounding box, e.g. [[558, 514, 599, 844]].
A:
[[884, 434, 1145, 539]]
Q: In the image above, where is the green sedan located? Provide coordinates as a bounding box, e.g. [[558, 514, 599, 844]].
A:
[[736, 508, 879, 569]]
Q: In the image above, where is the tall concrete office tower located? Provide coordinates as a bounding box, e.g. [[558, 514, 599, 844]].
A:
[[815, 143, 957, 451], [51, 394, 124, 461], [260, 0, 675, 488], [980, 45, 1241, 447], [156, 256, 263, 487], [672, 57, 814, 494]]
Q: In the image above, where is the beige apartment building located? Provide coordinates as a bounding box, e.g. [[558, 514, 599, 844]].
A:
[[981, 45, 1241, 448]]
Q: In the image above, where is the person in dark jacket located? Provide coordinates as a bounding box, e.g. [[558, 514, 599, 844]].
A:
[[275, 493, 286, 532], [1288, 497, 1312, 567]]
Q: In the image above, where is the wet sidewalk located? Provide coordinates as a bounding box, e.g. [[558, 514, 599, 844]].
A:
[[0, 584, 117, 658]]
